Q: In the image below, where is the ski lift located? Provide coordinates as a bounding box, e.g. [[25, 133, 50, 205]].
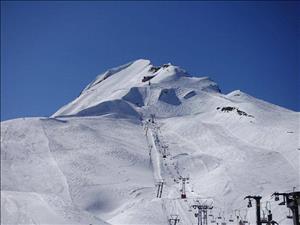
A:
[[278, 197, 286, 206], [211, 216, 216, 223], [265, 201, 271, 211], [247, 199, 252, 208], [217, 211, 222, 219], [209, 210, 213, 217], [222, 215, 226, 223], [243, 219, 249, 224], [261, 210, 268, 223], [242, 209, 249, 224], [287, 209, 293, 219], [235, 209, 241, 220], [229, 214, 234, 222]]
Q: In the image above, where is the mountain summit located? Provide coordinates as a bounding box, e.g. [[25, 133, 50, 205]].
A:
[[1, 60, 299, 225], [52, 59, 220, 118]]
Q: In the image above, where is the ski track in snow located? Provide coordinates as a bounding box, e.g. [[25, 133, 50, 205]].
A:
[[40, 123, 73, 202], [146, 125, 163, 182]]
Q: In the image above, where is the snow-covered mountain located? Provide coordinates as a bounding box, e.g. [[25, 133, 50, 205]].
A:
[[1, 59, 299, 225]]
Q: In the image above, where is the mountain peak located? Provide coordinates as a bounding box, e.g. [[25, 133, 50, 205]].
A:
[[52, 59, 220, 118]]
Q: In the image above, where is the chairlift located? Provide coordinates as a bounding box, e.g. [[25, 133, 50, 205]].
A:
[[229, 215, 234, 222], [242, 212, 249, 223], [287, 209, 293, 219], [278, 197, 286, 206], [247, 199, 252, 208], [235, 209, 241, 219], [242, 209, 249, 223], [261, 210, 268, 223], [211, 216, 216, 223], [265, 201, 271, 211], [217, 212, 222, 219]]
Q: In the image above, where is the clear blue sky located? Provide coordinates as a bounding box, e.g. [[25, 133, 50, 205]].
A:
[[1, 1, 299, 121]]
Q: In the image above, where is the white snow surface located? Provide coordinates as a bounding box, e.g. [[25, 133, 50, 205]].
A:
[[1, 59, 299, 225]]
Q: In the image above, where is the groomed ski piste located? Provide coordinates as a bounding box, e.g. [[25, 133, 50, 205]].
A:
[[1, 59, 299, 225]]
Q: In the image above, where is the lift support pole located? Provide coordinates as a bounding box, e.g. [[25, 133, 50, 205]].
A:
[[272, 191, 300, 225], [179, 177, 189, 199], [156, 181, 164, 198], [245, 195, 262, 225]]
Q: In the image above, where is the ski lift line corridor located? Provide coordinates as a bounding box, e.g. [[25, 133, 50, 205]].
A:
[[143, 115, 196, 224], [142, 114, 223, 225]]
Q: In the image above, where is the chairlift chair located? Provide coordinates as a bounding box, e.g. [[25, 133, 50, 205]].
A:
[[287, 209, 293, 219], [278, 198, 286, 205], [247, 199, 252, 208], [265, 201, 271, 211], [235, 210, 241, 219], [242, 208, 249, 224], [211, 215, 216, 223], [261, 210, 268, 223], [242, 214, 249, 224]]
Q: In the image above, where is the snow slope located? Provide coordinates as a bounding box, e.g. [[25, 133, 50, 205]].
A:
[[1, 59, 299, 225]]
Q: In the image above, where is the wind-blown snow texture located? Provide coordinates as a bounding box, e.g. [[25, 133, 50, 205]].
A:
[[1, 59, 299, 225]]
